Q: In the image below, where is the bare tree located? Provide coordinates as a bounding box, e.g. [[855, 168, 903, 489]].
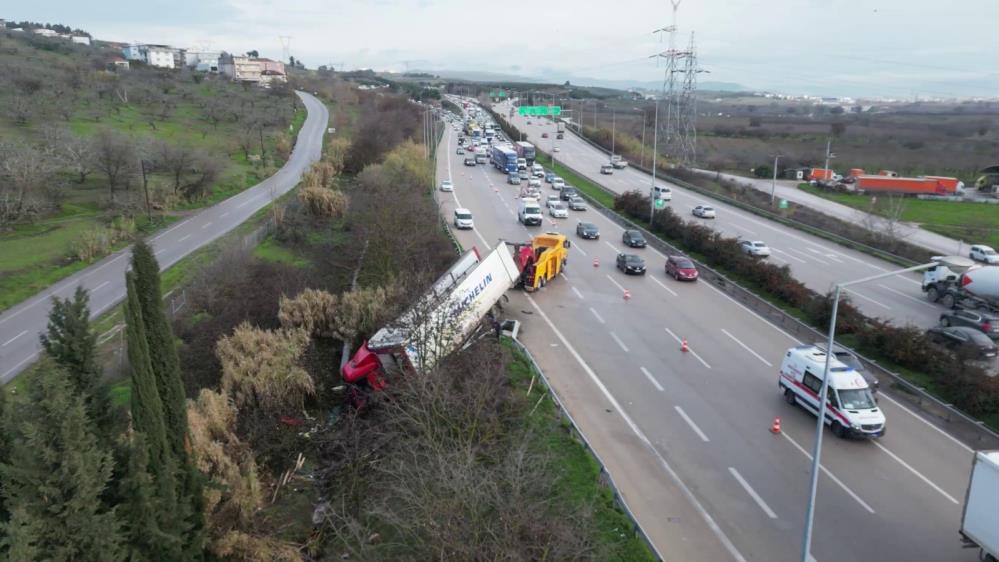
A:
[[92, 130, 136, 202], [44, 128, 96, 184], [0, 141, 59, 227], [859, 195, 909, 250]]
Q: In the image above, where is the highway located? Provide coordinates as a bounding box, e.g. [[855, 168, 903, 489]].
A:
[[0, 91, 328, 383], [434, 118, 978, 561], [492, 99, 950, 330]]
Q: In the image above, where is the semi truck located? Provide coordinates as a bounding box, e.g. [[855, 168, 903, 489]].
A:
[[923, 258, 999, 312], [556, 121, 565, 139], [341, 235, 569, 391], [490, 145, 519, 175], [959, 450, 999, 562], [515, 141, 537, 166]]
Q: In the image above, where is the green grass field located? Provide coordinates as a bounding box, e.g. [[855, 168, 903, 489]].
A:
[[798, 184, 999, 247], [538, 153, 617, 209]]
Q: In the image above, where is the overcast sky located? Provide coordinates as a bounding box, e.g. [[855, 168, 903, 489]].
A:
[[8, 0, 999, 98]]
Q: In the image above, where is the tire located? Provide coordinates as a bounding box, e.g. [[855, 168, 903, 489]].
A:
[[540, 276, 547, 288], [926, 286, 940, 302], [784, 388, 797, 406], [831, 421, 847, 439], [942, 294, 956, 309], [941, 317, 950, 327]]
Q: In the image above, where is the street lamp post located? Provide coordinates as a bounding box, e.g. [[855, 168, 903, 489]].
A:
[[798, 256, 973, 562], [771, 154, 781, 207], [649, 94, 660, 223]]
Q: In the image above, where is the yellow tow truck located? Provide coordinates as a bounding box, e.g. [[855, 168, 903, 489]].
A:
[[512, 233, 571, 291]]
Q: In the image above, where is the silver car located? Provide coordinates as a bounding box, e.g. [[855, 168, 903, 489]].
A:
[[549, 202, 568, 218], [568, 197, 587, 211]]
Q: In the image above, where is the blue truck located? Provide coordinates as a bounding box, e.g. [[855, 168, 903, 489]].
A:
[[490, 145, 519, 175], [515, 141, 536, 166]]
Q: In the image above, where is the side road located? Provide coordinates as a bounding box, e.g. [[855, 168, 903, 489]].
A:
[[692, 170, 966, 256], [0, 91, 328, 383]]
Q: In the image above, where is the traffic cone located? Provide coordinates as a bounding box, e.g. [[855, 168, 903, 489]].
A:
[[593, 257, 599, 267], [681, 338, 689, 352], [623, 290, 631, 301], [770, 417, 782, 434]]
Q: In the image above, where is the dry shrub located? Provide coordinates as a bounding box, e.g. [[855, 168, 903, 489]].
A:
[[188, 389, 302, 562], [333, 284, 400, 342], [297, 185, 348, 218], [216, 322, 314, 412], [301, 161, 337, 189], [274, 133, 292, 162], [70, 215, 136, 262], [278, 288, 339, 337], [323, 138, 351, 176]]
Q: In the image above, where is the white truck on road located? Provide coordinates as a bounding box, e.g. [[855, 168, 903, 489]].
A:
[[960, 450, 999, 562], [610, 154, 628, 169]]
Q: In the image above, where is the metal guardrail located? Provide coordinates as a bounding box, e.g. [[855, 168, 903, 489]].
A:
[[566, 126, 921, 268], [547, 149, 999, 449], [508, 338, 665, 561]]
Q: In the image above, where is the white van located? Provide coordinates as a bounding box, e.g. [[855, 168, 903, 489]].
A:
[[518, 197, 543, 226], [654, 185, 673, 201], [778, 345, 885, 439], [453, 208, 474, 230], [531, 164, 545, 178]]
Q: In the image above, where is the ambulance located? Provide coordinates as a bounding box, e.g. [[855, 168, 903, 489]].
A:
[[778, 345, 885, 439]]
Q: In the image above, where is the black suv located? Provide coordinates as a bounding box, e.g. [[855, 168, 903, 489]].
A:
[[616, 254, 646, 275], [576, 222, 600, 239], [939, 309, 999, 340], [622, 230, 647, 248], [926, 326, 998, 359], [560, 187, 579, 201]]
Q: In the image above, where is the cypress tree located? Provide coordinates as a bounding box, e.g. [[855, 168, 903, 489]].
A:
[[125, 272, 178, 515], [130, 240, 189, 461], [40, 285, 114, 435], [0, 365, 124, 561], [119, 432, 183, 561]]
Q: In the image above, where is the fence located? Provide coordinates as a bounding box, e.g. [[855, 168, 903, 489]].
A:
[[508, 338, 664, 561], [553, 151, 999, 449]]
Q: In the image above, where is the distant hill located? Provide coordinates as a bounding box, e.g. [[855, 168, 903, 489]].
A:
[[413, 68, 749, 94]]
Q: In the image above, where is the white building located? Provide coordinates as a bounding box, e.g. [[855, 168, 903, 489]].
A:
[[71, 36, 91, 46], [144, 46, 175, 69], [185, 50, 221, 72], [32, 28, 57, 37], [122, 44, 144, 61]]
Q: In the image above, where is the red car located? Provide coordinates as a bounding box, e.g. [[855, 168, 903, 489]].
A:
[[665, 255, 698, 281]]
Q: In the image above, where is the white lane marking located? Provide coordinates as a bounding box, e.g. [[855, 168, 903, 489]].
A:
[[448, 187, 492, 251], [720, 328, 773, 367], [843, 288, 891, 309], [780, 430, 875, 514], [605, 274, 627, 293], [664, 327, 713, 369], [573, 243, 588, 257], [610, 331, 630, 352], [201, 221, 212, 229], [772, 247, 807, 263], [572, 286, 584, 299], [893, 275, 922, 287], [877, 284, 937, 308], [726, 222, 758, 236], [872, 442, 959, 504], [876, 393, 973, 453], [525, 295, 748, 562], [1, 352, 38, 379], [790, 247, 828, 266], [640, 366, 665, 391], [603, 240, 620, 253], [675, 406, 710, 442], [589, 307, 605, 324], [236, 199, 252, 209], [94, 281, 110, 291], [151, 220, 186, 241], [179, 234, 192, 242], [220, 212, 230, 218], [728, 467, 777, 519], [649, 275, 679, 296], [88, 253, 126, 277], [2, 330, 28, 347]]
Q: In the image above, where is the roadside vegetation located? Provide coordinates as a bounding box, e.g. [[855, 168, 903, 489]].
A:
[[0, 28, 300, 311]]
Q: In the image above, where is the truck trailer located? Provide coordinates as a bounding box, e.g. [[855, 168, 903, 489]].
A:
[[515, 141, 537, 166], [960, 451, 999, 562], [853, 175, 958, 195], [490, 145, 519, 175]]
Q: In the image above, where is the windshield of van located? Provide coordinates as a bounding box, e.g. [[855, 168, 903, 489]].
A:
[[455, 212, 472, 220], [837, 388, 876, 410]]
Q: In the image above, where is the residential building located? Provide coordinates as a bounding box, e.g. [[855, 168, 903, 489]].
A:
[[144, 45, 175, 68], [122, 43, 144, 61], [107, 55, 130, 70], [32, 28, 57, 37], [185, 50, 221, 72], [71, 35, 91, 46], [220, 54, 286, 84]]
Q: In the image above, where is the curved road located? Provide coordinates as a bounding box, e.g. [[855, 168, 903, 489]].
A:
[[436, 112, 978, 561], [0, 91, 328, 383]]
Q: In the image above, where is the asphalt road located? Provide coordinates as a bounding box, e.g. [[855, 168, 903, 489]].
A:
[[0, 91, 328, 383], [491, 99, 954, 330], [435, 119, 978, 562]]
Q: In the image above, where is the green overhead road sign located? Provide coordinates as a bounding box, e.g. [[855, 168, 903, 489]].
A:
[[517, 105, 562, 116], [489, 90, 508, 98], [655, 198, 667, 209], [779, 199, 789, 209]]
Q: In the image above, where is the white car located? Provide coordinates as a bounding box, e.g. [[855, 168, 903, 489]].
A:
[[692, 205, 716, 219], [549, 202, 568, 218], [440, 180, 454, 192], [546, 195, 561, 209], [552, 178, 565, 190], [969, 244, 999, 264], [553, 147, 561, 152], [741, 240, 771, 257], [568, 197, 587, 211], [528, 178, 542, 188], [453, 208, 474, 230]]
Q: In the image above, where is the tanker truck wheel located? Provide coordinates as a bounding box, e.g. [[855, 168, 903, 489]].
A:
[[926, 286, 939, 302], [941, 294, 956, 309]]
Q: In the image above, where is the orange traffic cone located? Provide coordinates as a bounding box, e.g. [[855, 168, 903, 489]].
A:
[[681, 338, 689, 352], [770, 417, 782, 434], [593, 257, 600, 268]]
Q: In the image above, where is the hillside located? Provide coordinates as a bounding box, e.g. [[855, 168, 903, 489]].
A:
[[0, 29, 301, 310]]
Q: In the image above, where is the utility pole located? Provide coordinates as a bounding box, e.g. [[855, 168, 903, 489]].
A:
[[640, 109, 647, 168], [771, 154, 781, 206], [823, 137, 834, 181], [650, 95, 660, 223], [611, 108, 616, 160]]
